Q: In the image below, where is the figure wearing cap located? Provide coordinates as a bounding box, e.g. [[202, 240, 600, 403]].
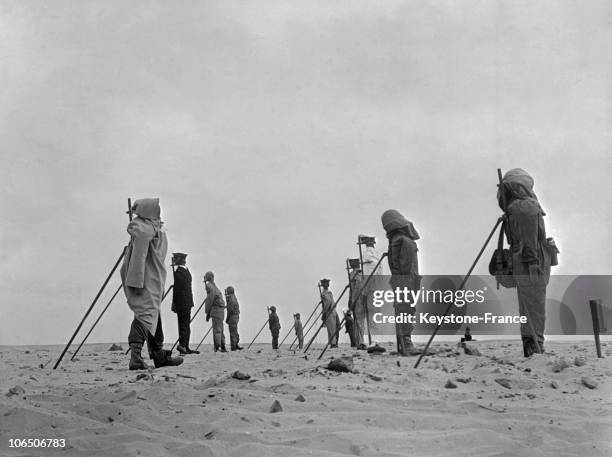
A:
[[121, 198, 183, 369], [381, 209, 421, 355], [171, 253, 198, 355], [293, 313, 304, 349], [225, 286, 243, 351], [204, 271, 227, 352], [268, 306, 281, 349], [320, 279, 339, 348]]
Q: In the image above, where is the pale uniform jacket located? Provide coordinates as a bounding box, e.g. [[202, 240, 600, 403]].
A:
[[120, 215, 168, 335], [362, 246, 388, 296]]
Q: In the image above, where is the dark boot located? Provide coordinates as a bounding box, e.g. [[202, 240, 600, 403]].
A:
[[153, 349, 184, 368], [219, 345, 228, 353], [129, 343, 150, 370], [235, 345, 243, 350], [523, 338, 536, 357], [177, 345, 188, 355], [186, 347, 200, 354]]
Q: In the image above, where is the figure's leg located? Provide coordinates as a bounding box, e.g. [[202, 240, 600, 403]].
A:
[[128, 318, 149, 370]]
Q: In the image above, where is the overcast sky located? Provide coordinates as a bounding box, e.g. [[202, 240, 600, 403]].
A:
[[1, 0, 610, 345]]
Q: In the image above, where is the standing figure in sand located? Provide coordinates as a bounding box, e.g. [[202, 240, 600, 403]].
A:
[[225, 286, 243, 351], [344, 310, 357, 347], [121, 198, 183, 370], [320, 278, 339, 348], [359, 235, 386, 348], [172, 252, 199, 355], [381, 209, 421, 356], [268, 306, 281, 349], [204, 271, 227, 352], [293, 313, 304, 349], [498, 168, 557, 357], [348, 261, 366, 349]]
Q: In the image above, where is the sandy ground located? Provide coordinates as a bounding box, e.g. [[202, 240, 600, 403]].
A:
[[1, 340, 611, 457]]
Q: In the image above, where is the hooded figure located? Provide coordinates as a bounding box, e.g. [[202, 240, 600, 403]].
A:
[[225, 286, 243, 351], [204, 271, 227, 352], [498, 169, 554, 356], [121, 198, 183, 369], [268, 306, 281, 349], [381, 209, 421, 355], [293, 313, 304, 349], [320, 279, 339, 348], [171, 253, 198, 355]]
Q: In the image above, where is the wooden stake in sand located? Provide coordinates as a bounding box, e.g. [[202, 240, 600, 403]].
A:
[[195, 325, 213, 351], [589, 299, 604, 358], [247, 307, 271, 350], [70, 283, 123, 360], [53, 247, 127, 369]]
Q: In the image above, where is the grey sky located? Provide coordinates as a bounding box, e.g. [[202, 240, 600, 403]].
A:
[[1, 0, 610, 345]]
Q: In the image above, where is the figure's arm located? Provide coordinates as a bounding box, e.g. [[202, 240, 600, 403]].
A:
[[125, 222, 153, 290]]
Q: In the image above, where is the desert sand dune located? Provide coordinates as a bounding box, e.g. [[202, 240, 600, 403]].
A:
[[1, 341, 611, 457]]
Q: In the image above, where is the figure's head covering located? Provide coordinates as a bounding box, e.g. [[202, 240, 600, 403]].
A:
[[204, 271, 214, 282], [270, 306, 277, 312], [295, 313, 301, 319], [133, 198, 161, 220], [320, 278, 331, 286], [226, 286, 235, 294], [172, 252, 187, 265], [498, 168, 538, 205], [360, 235, 376, 246], [381, 209, 420, 240]]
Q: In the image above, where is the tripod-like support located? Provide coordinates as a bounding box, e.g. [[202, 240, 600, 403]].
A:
[[70, 283, 123, 360], [247, 307, 271, 350], [288, 285, 324, 350], [53, 248, 126, 369], [54, 198, 134, 369], [195, 326, 213, 351], [317, 254, 387, 360], [413, 218, 502, 368]]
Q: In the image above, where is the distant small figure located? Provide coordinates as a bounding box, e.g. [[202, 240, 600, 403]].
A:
[[461, 326, 473, 343], [269, 306, 281, 349], [293, 313, 304, 349], [344, 310, 357, 347]]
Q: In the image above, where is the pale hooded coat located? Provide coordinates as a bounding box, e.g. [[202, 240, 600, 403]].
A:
[[120, 198, 167, 336]]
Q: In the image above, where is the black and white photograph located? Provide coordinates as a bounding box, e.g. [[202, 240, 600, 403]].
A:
[[1, 1, 611, 456]]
